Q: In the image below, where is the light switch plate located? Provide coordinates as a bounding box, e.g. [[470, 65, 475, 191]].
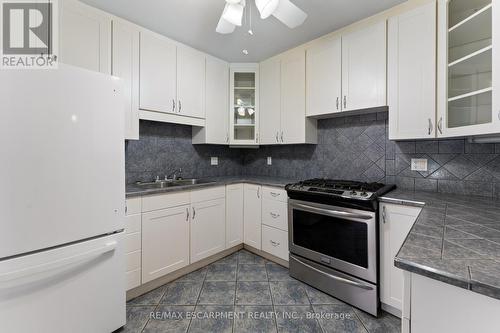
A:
[[211, 157, 218, 166], [267, 157, 272, 165], [411, 158, 428, 172]]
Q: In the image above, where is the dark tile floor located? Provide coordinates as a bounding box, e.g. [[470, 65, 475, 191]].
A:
[[120, 250, 400, 333]]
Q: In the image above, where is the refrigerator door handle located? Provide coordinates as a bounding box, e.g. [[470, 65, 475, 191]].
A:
[[0, 241, 117, 284]]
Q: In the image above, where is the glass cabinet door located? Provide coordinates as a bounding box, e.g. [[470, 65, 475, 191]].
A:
[[230, 66, 259, 145], [439, 0, 497, 136]]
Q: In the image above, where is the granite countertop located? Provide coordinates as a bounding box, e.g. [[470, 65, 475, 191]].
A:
[[125, 176, 298, 198], [380, 189, 500, 300]]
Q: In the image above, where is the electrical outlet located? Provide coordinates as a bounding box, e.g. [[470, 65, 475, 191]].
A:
[[411, 158, 428, 172], [267, 157, 272, 165], [211, 157, 218, 166]]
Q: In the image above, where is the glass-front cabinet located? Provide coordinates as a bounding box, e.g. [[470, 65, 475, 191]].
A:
[[229, 64, 259, 145], [438, 0, 499, 137]]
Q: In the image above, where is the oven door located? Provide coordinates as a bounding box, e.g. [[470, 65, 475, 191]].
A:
[[288, 199, 377, 283]]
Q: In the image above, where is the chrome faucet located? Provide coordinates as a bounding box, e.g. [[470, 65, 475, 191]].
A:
[[166, 168, 182, 181]]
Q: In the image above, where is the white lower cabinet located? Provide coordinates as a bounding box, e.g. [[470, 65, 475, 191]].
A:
[[243, 184, 262, 249], [125, 197, 142, 290], [226, 184, 244, 248], [262, 225, 289, 261], [141, 204, 190, 284], [379, 203, 422, 314], [190, 198, 226, 263]]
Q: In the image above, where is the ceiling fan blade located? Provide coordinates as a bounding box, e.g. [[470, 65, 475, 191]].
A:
[[216, 16, 236, 34], [272, 0, 307, 29], [222, 1, 245, 26]]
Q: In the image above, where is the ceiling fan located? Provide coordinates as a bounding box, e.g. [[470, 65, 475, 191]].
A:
[[216, 0, 307, 34]]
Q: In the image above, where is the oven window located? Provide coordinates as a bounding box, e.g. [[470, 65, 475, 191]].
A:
[[293, 209, 368, 268]]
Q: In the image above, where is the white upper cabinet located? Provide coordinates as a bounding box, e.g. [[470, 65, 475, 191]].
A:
[[59, 0, 111, 74], [193, 57, 229, 144], [342, 21, 387, 112], [139, 31, 177, 114], [177, 45, 206, 119], [388, 2, 437, 140], [112, 19, 140, 140], [306, 36, 342, 117], [437, 0, 499, 137], [260, 58, 282, 144]]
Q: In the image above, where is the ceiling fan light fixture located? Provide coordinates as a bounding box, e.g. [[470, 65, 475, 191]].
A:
[[272, 0, 307, 28], [222, 1, 245, 26], [255, 0, 279, 19]]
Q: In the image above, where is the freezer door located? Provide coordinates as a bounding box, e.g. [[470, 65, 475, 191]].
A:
[[0, 233, 125, 333], [0, 64, 125, 258]]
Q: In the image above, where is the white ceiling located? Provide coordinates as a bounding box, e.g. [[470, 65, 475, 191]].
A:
[[80, 0, 407, 62]]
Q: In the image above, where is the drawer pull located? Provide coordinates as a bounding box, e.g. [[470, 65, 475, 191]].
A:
[[270, 192, 280, 197], [270, 212, 280, 218], [270, 240, 280, 247]]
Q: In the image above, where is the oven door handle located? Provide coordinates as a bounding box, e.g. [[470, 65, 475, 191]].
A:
[[292, 203, 373, 220], [290, 255, 373, 291]]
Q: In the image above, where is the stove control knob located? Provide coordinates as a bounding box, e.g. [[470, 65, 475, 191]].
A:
[[361, 191, 368, 197], [350, 190, 357, 196]]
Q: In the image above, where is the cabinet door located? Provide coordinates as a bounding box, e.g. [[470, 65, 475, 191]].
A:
[[142, 205, 190, 283], [388, 2, 436, 140], [380, 203, 422, 313], [191, 199, 226, 263], [306, 37, 342, 116], [226, 184, 244, 248], [260, 58, 281, 145], [243, 184, 262, 249], [177, 45, 206, 119], [59, 0, 111, 74], [342, 22, 387, 111], [112, 20, 140, 140], [281, 49, 306, 144], [202, 57, 229, 144], [139, 31, 177, 114]]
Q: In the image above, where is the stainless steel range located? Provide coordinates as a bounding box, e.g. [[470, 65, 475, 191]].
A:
[[285, 179, 395, 316]]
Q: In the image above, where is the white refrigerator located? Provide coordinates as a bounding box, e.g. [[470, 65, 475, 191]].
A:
[[0, 65, 126, 333]]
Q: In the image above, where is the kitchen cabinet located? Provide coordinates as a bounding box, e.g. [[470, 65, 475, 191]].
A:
[[125, 198, 141, 290], [243, 184, 262, 249], [259, 50, 317, 145], [388, 2, 437, 140], [226, 184, 244, 248], [437, 0, 499, 137], [141, 204, 190, 284], [306, 36, 342, 117], [139, 31, 177, 115], [230, 64, 260, 145], [193, 57, 229, 144], [342, 21, 387, 112], [112, 19, 140, 140], [379, 203, 422, 315], [190, 198, 226, 263], [59, 0, 111, 74], [262, 225, 289, 261], [176, 45, 206, 119]]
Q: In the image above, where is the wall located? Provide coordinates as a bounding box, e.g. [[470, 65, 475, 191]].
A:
[[125, 121, 243, 184], [126, 115, 500, 198]]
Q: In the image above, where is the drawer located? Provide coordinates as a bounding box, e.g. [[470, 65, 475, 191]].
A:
[[126, 269, 141, 291], [262, 186, 287, 202], [126, 232, 141, 252], [142, 191, 190, 212], [191, 186, 225, 203], [125, 214, 141, 234], [126, 250, 141, 271], [262, 225, 289, 261], [126, 197, 141, 215], [262, 199, 288, 231]]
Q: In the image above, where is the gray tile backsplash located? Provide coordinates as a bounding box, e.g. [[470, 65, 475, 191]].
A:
[[126, 113, 500, 198]]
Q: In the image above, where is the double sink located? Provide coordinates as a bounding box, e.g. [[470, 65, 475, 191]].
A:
[[134, 178, 215, 189]]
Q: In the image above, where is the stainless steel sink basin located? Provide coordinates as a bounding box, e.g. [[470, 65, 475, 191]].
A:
[[134, 178, 215, 189]]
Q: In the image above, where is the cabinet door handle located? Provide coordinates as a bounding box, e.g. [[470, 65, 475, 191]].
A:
[[428, 118, 433, 135], [270, 212, 280, 218], [382, 205, 386, 224], [186, 207, 190, 221], [270, 240, 280, 247], [257, 187, 260, 198], [437, 117, 443, 134], [178, 100, 182, 113], [280, 131, 284, 143], [192, 207, 196, 220], [276, 132, 279, 143], [172, 99, 176, 112], [343, 96, 347, 109], [270, 192, 280, 197], [256, 132, 259, 143], [336, 97, 339, 110]]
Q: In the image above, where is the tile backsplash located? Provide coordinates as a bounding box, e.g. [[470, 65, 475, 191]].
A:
[[126, 113, 500, 198]]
